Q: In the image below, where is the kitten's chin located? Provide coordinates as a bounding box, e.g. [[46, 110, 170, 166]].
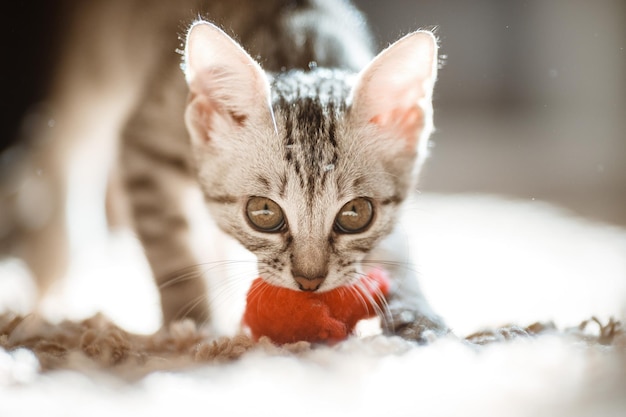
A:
[[259, 275, 351, 293], [298, 275, 358, 293]]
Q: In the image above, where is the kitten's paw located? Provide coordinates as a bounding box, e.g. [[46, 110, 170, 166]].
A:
[[386, 310, 450, 344]]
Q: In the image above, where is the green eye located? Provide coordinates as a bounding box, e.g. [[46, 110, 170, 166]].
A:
[[246, 197, 285, 233], [334, 198, 374, 234]]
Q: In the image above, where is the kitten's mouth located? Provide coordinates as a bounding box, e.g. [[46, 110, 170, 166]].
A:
[[294, 276, 325, 292]]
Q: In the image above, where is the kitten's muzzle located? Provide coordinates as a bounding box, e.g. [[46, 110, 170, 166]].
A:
[[294, 276, 325, 292]]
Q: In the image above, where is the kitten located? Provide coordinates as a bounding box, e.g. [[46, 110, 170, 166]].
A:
[[170, 14, 446, 342], [11, 0, 447, 342]]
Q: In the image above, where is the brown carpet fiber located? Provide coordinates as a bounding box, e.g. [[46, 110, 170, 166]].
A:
[[2, 312, 622, 378]]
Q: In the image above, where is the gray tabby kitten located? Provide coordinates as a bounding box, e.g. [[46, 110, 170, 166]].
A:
[[16, 0, 446, 342], [127, 0, 445, 341]]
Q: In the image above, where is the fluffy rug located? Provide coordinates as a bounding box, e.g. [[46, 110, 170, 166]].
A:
[[1, 194, 626, 416], [1, 313, 625, 417]]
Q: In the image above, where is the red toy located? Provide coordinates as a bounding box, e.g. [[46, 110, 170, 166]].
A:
[[243, 268, 390, 344]]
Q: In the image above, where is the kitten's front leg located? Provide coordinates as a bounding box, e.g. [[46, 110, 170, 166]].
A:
[[384, 273, 449, 344], [367, 227, 449, 344], [121, 98, 211, 326]]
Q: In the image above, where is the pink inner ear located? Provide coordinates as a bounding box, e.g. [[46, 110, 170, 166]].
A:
[[188, 94, 246, 144], [369, 106, 424, 148], [188, 96, 214, 143]]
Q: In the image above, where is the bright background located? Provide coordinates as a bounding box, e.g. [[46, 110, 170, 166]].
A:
[[356, 0, 626, 227]]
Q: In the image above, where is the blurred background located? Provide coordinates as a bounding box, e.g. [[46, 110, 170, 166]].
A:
[[1, 0, 625, 227], [355, 0, 626, 226]]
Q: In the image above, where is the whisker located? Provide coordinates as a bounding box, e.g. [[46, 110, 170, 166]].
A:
[[207, 270, 259, 312], [350, 271, 392, 333], [157, 259, 260, 329], [204, 262, 285, 329], [158, 260, 257, 290], [244, 272, 281, 320], [174, 292, 210, 325], [360, 260, 419, 275], [345, 282, 370, 315]]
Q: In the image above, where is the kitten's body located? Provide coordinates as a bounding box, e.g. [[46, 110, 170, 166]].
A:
[[7, 0, 445, 341]]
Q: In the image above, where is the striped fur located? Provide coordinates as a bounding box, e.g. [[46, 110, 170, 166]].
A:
[[121, 0, 446, 340]]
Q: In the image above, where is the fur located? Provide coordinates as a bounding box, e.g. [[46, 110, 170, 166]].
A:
[[2, 0, 446, 342]]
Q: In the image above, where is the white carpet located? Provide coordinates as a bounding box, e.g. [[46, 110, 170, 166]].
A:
[[1, 193, 625, 417]]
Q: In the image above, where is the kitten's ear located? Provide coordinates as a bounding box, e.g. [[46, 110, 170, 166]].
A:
[[183, 22, 271, 144], [349, 31, 438, 154]]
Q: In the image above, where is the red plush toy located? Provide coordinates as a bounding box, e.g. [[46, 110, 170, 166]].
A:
[[243, 268, 390, 344]]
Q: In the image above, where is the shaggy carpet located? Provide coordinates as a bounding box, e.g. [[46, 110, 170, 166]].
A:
[[1, 194, 625, 416]]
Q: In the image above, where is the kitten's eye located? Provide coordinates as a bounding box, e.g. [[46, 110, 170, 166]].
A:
[[334, 198, 374, 234], [246, 197, 285, 233]]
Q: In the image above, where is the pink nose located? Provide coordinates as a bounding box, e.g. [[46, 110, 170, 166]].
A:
[[294, 276, 325, 292]]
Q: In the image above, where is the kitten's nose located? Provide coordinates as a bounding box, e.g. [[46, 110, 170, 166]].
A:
[[294, 276, 325, 292]]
